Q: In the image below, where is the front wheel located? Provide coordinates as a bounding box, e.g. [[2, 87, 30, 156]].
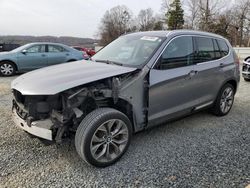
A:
[[211, 83, 235, 116], [0, 61, 16, 76], [75, 108, 132, 167], [244, 78, 250, 82]]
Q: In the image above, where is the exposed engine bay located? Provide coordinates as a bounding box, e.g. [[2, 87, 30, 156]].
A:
[[12, 72, 141, 143]]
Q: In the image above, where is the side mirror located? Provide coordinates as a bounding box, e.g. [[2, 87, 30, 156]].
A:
[[22, 49, 27, 54]]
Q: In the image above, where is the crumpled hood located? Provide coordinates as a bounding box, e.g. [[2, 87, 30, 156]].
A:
[[11, 60, 136, 95]]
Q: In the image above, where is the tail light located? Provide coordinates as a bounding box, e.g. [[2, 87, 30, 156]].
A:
[[82, 52, 89, 59], [233, 50, 240, 65]]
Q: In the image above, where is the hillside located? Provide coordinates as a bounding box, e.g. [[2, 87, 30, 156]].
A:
[[0, 35, 98, 48]]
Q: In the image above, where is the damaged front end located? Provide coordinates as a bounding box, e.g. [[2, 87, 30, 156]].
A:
[[12, 89, 66, 142], [11, 76, 129, 143]]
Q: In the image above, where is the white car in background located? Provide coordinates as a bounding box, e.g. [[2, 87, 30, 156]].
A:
[[242, 57, 250, 81]]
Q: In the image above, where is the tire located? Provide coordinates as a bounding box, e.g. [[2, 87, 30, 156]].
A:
[[244, 78, 250, 82], [211, 83, 235, 116], [0, 61, 16, 76], [75, 108, 132, 167]]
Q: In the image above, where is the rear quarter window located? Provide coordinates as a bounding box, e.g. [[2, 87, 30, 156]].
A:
[[217, 39, 229, 57]]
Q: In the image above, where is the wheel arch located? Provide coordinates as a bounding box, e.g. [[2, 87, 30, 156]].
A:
[[95, 98, 135, 133], [213, 78, 238, 105], [112, 98, 135, 132], [0, 60, 18, 71], [77, 96, 135, 133], [225, 79, 238, 93]]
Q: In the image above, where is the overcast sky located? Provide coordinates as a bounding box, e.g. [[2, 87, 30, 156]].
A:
[[0, 0, 163, 38]]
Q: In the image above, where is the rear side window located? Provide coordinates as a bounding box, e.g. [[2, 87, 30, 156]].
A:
[[194, 37, 216, 63], [48, 45, 66, 53], [156, 36, 195, 70], [217, 39, 229, 57]]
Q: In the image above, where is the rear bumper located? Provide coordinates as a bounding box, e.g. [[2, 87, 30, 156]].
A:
[[12, 107, 53, 141]]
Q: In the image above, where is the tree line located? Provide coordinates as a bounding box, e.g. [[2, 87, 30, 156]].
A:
[[98, 0, 250, 47]]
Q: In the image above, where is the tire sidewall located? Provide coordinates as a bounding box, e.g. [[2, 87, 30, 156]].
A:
[[80, 110, 132, 167]]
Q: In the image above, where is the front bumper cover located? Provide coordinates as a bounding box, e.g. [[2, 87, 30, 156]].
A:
[[12, 101, 53, 141], [242, 61, 250, 79]]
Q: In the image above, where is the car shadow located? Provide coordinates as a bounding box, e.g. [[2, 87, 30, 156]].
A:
[[54, 110, 217, 169]]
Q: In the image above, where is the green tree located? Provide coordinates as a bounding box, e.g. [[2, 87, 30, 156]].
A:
[[153, 21, 164, 30], [166, 0, 184, 29]]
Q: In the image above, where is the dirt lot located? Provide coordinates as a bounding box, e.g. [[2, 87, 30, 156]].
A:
[[0, 75, 249, 188]]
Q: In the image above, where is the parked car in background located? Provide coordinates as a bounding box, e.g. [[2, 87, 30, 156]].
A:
[[0, 42, 85, 76], [81, 50, 90, 59], [11, 30, 240, 167], [0, 43, 20, 52], [73, 46, 96, 56], [242, 57, 250, 81]]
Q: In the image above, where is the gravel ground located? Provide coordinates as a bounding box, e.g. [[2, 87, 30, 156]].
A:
[[0, 75, 249, 188]]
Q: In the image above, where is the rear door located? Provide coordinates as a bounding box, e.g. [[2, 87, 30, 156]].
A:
[[193, 36, 225, 103], [148, 36, 201, 126], [47, 45, 69, 65], [17, 45, 47, 71]]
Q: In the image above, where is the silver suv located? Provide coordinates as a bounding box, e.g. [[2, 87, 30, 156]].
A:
[[11, 30, 240, 167]]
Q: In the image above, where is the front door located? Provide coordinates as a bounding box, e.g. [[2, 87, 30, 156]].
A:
[[148, 36, 201, 126], [17, 44, 47, 71]]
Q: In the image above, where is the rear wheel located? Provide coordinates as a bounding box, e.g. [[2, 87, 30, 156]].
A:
[[75, 108, 132, 167], [211, 83, 235, 116], [0, 61, 16, 76]]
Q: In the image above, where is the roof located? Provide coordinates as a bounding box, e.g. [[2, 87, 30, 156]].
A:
[[25, 42, 68, 46], [125, 30, 226, 40]]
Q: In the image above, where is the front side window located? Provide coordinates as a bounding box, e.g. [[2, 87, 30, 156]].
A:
[[48, 45, 66, 53], [26, 45, 45, 53], [92, 35, 164, 67], [156, 36, 194, 70]]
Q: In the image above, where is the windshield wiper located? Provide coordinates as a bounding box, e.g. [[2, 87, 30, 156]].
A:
[[94, 59, 123, 66]]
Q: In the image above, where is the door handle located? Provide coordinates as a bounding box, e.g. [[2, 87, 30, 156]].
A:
[[41, 54, 46, 57], [189, 70, 198, 76], [187, 70, 198, 79], [220, 63, 224, 68]]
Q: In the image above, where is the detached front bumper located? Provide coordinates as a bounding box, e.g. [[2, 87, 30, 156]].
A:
[[12, 101, 53, 141]]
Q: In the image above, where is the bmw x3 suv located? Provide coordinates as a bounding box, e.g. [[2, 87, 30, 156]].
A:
[[11, 30, 240, 167]]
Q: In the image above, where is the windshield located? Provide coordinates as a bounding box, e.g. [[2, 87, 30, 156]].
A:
[[92, 35, 164, 67]]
